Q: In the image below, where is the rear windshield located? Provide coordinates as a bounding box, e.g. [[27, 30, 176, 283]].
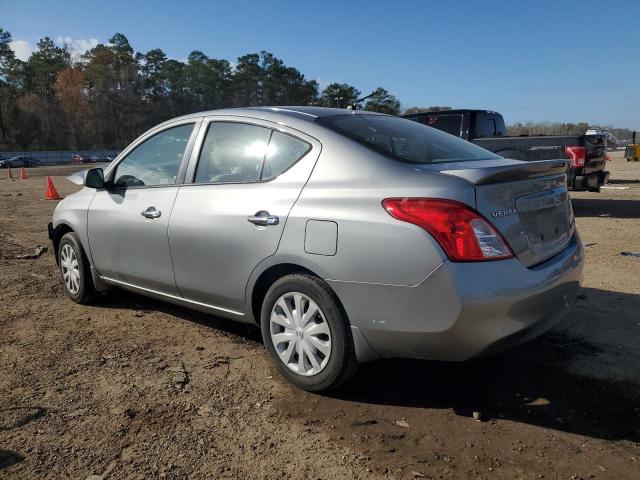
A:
[[317, 114, 500, 164], [411, 114, 463, 136]]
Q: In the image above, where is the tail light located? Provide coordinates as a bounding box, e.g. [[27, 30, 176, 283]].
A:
[[565, 146, 586, 167], [382, 198, 513, 262]]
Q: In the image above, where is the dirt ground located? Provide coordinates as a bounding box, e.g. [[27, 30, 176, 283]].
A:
[[1, 152, 639, 480]]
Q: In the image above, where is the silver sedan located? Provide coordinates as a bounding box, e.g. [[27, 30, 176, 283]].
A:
[[49, 107, 583, 391]]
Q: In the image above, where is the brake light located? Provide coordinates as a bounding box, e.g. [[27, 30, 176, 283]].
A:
[[382, 198, 514, 262], [565, 146, 586, 167]]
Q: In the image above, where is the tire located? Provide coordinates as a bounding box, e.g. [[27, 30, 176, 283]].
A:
[[260, 273, 358, 391], [58, 232, 96, 304]]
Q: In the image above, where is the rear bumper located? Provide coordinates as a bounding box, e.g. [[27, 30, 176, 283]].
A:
[[330, 233, 584, 362], [569, 169, 609, 191]]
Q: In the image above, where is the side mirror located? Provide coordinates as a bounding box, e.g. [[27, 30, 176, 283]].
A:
[[84, 168, 105, 189]]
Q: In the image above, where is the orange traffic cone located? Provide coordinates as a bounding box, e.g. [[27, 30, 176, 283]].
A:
[[45, 176, 62, 200], [20, 167, 28, 180], [6, 167, 13, 179]]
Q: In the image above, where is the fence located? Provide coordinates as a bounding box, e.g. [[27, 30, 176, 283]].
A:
[[0, 150, 122, 165]]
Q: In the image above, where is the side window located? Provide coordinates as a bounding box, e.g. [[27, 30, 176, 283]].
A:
[[475, 114, 498, 138], [493, 115, 506, 136], [113, 123, 194, 187], [261, 131, 310, 180], [195, 122, 271, 183]]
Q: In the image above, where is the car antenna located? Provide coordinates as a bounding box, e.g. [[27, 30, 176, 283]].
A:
[[347, 91, 378, 110]]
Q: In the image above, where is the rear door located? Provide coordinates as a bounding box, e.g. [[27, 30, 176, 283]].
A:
[[88, 120, 199, 293], [168, 117, 320, 313]]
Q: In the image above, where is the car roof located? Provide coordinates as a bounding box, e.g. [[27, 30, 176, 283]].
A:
[[135, 106, 391, 145], [163, 106, 384, 126]]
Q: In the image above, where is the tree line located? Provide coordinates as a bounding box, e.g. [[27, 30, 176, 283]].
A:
[[1, 27, 634, 152], [507, 121, 591, 136], [507, 121, 635, 140], [0, 28, 401, 151]]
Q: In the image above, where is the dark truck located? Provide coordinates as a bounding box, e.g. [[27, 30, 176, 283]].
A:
[[402, 109, 609, 191]]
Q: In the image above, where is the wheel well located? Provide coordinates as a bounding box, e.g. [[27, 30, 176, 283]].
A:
[[251, 264, 313, 324], [52, 224, 74, 264], [250, 263, 350, 327]]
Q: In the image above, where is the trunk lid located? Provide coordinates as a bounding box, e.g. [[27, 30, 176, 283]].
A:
[[414, 158, 574, 267]]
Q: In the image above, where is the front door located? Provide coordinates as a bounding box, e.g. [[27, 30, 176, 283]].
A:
[[88, 121, 197, 294], [168, 118, 319, 313]]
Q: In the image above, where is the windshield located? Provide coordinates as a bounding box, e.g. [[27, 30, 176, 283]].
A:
[[317, 114, 500, 164]]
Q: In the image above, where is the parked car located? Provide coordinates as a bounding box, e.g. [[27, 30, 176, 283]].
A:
[[403, 109, 609, 191], [86, 155, 114, 163], [49, 107, 583, 391], [0, 155, 39, 168], [74, 154, 114, 164]]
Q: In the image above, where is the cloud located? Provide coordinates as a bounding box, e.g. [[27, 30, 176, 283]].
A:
[[8, 36, 100, 61], [56, 36, 99, 55], [9, 40, 34, 61]]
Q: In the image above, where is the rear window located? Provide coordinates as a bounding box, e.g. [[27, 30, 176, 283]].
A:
[[261, 131, 310, 180], [420, 114, 463, 136], [317, 114, 500, 164]]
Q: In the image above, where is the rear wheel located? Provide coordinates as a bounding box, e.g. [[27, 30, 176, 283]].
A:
[[261, 273, 358, 391], [58, 232, 95, 304]]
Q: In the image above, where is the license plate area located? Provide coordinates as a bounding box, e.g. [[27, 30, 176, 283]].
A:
[[516, 187, 573, 255]]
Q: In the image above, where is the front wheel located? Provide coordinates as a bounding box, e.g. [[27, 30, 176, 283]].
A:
[[58, 232, 96, 304], [261, 274, 358, 391]]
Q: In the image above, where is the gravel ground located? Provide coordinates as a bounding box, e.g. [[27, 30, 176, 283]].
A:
[[0, 152, 639, 479]]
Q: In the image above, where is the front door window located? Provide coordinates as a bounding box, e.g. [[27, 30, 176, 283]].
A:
[[113, 123, 194, 187]]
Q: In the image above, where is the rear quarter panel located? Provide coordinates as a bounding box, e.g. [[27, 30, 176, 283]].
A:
[[264, 134, 477, 287]]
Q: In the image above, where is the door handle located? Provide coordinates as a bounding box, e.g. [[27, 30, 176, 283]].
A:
[[141, 206, 161, 219], [247, 210, 279, 226]]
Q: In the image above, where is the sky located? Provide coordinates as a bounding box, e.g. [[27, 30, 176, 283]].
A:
[[2, 0, 639, 129]]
